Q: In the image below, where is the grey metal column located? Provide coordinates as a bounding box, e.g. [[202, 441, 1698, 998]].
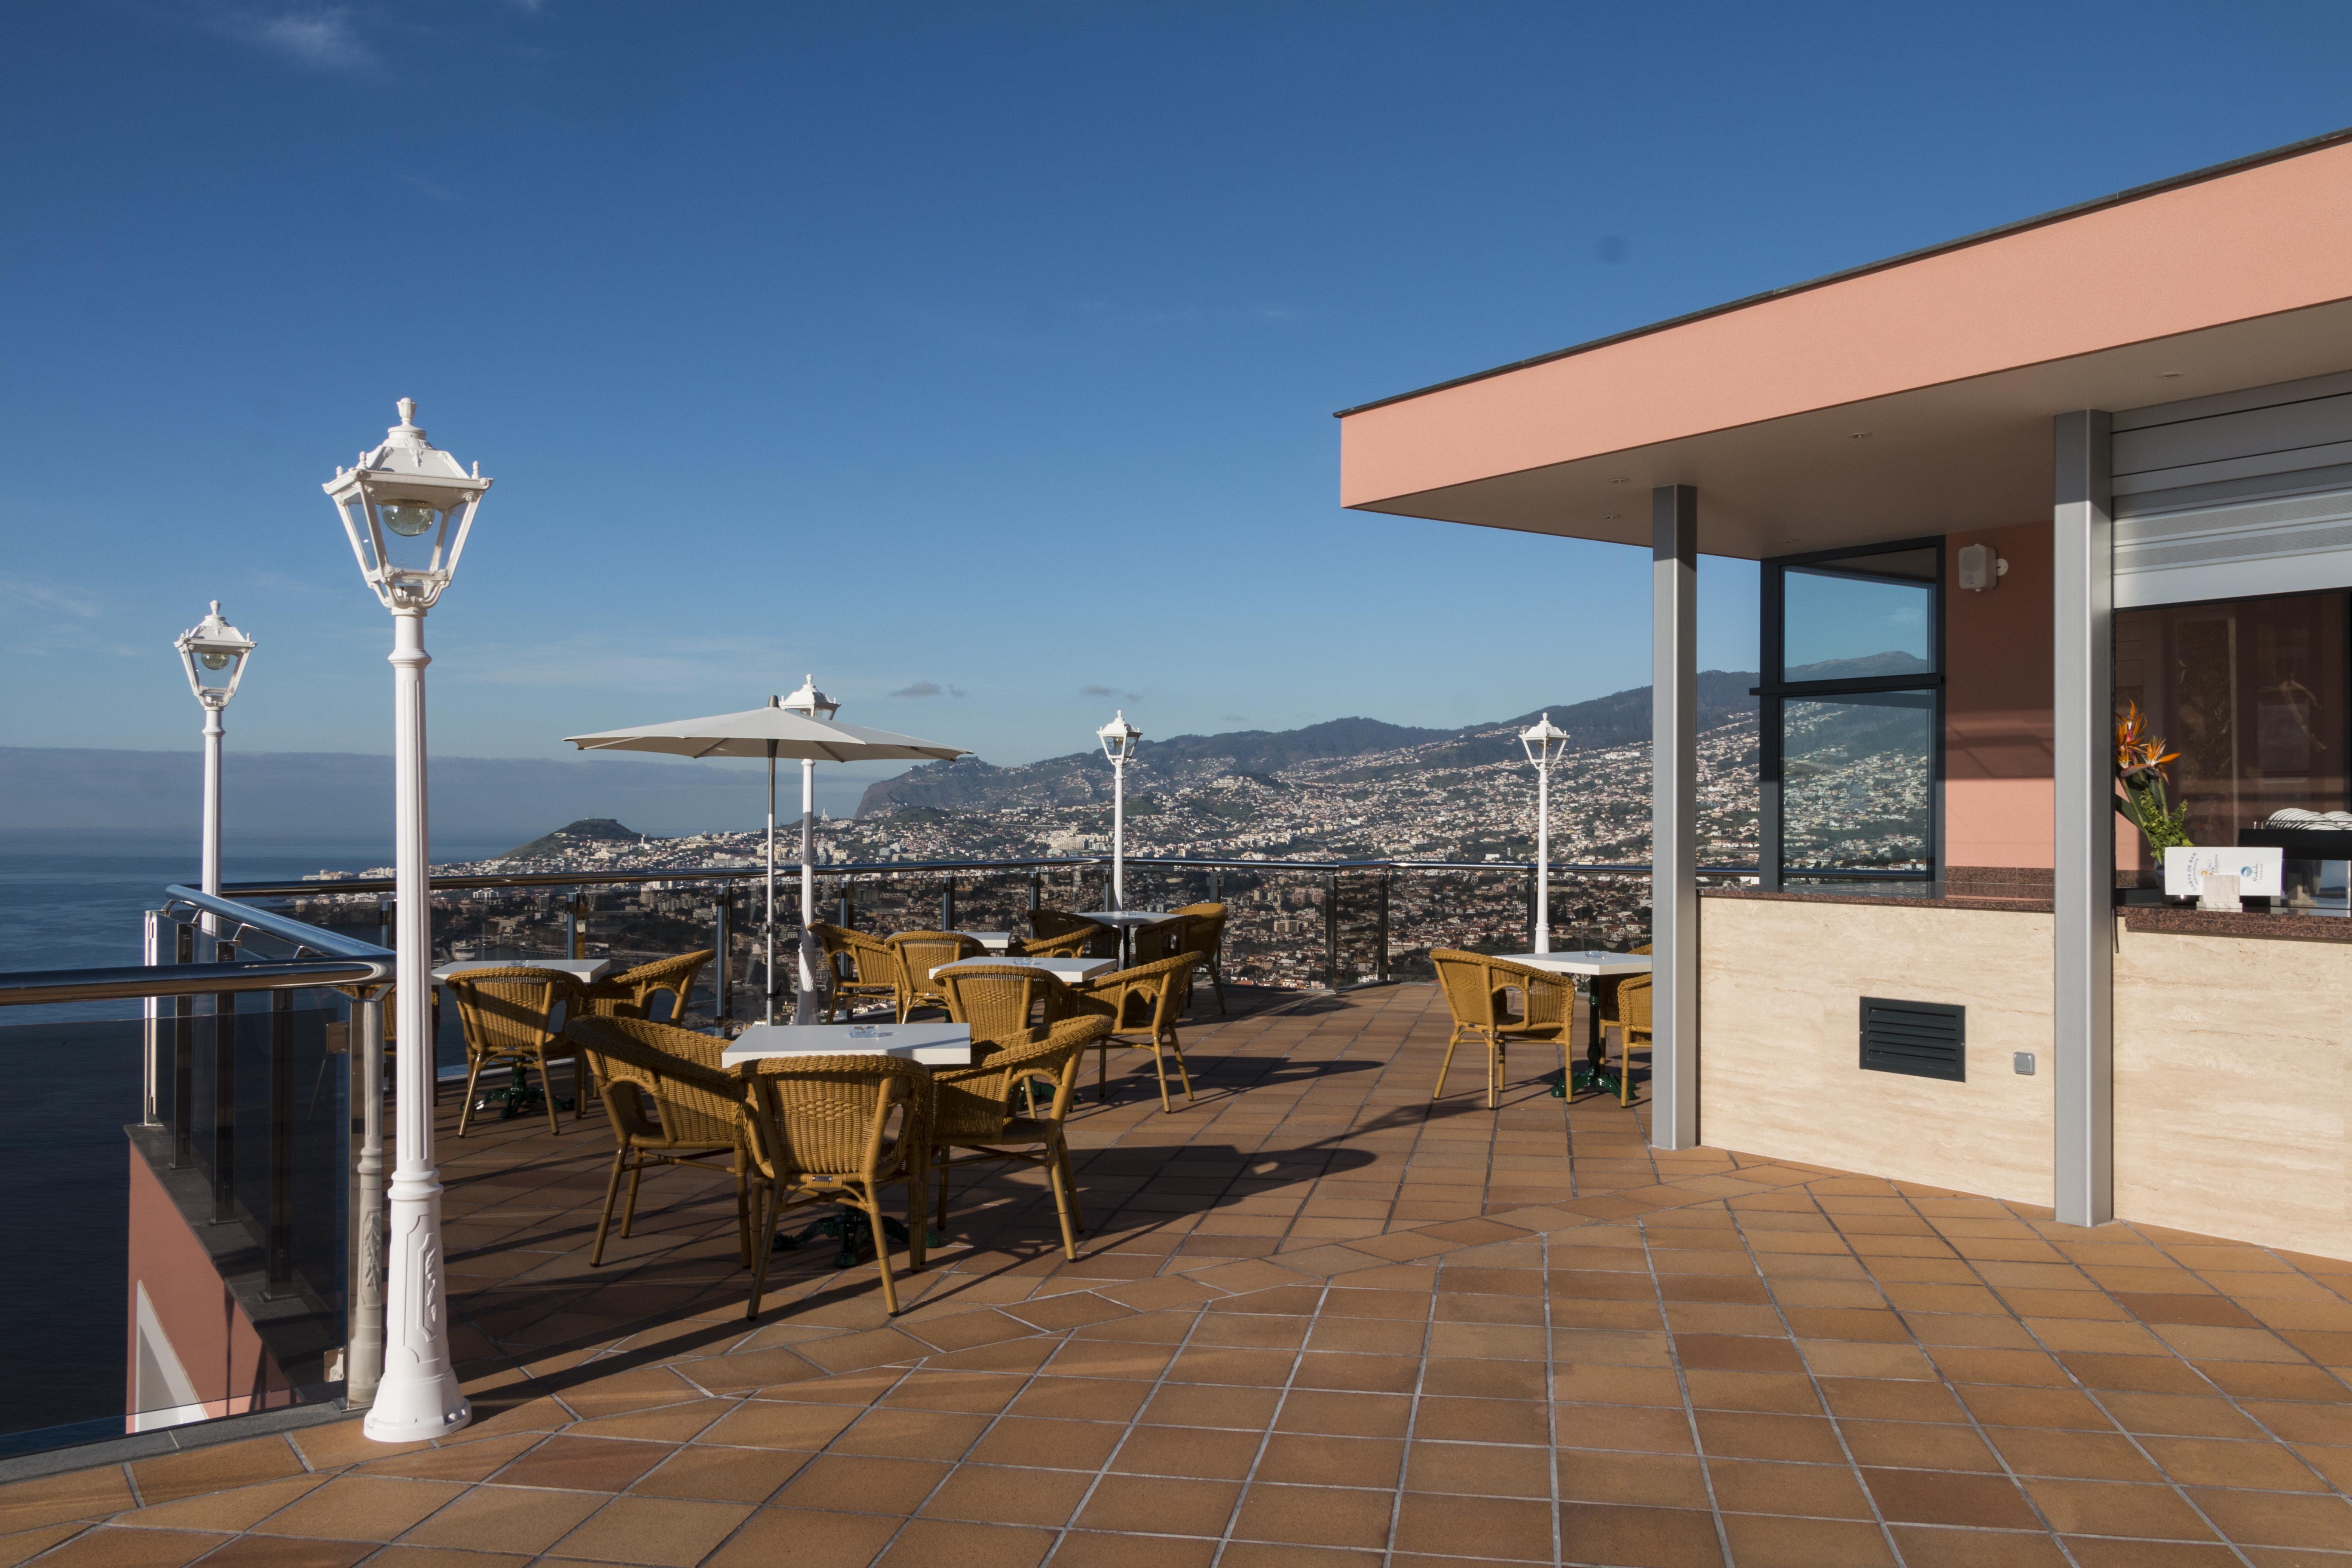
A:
[[2053, 411, 2115, 1226], [1651, 485, 1700, 1150]]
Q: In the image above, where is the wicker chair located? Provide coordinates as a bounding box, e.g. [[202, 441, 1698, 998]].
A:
[[1600, 973, 1653, 1107], [582, 949, 712, 1024], [442, 965, 588, 1136], [1430, 950, 1578, 1109], [1072, 952, 1200, 1112], [565, 1016, 751, 1268], [1172, 903, 1229, 1014], [1030, 908, 1116, 958], [938, 963, 1078, 1043], [1592, 943, 1653, 1049], [1008, 926, 1098, 959], [809, 922, 900, 1020], [1485, 956, 1582, 1105], [888, 931, 986, 1021], [736, 1053, 931, 1319], [928, 1015, 1107, 1260], [1132, 916, 1190, 965]]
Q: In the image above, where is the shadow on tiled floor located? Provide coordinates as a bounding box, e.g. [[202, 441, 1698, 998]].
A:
[[8, 982, 2352, 1565]]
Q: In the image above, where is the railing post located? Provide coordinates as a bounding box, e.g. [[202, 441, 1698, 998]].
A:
[[839, 879, 854, 930], [714, 891, 732, 1021], [569, 891, 585, 960], [266, 988, 294, 1297], [1376, 872, 1390, 983], [1212, 868, 1223, 904], [941, 876, 956, 932], [1028, 873, 1041, 914], [1527, 866, 1540, 951], [1323, 872, 1339, 989], [349, 987, 386, 1408], [143, 910, 163, 1128], [173, 922, 194, 1169], [213, 940, 238, 1226]]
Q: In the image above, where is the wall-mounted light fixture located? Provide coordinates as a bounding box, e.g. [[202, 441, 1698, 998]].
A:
[[1957, 542, 2009, 592]]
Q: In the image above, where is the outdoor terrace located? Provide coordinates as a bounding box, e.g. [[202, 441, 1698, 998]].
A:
[[8, 983, 2352, 1567]]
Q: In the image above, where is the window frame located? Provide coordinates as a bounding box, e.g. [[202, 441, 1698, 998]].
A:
[[1758, 536, 1946, 892]]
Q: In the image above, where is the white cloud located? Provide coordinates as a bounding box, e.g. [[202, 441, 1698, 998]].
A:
[[0, 575, 103, 619], [1080, 683, 1140, 701], [888, 681, 968, 698], [218, 8, 377, 72]]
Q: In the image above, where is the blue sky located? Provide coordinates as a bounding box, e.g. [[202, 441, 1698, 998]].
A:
[[9, 1, 2352, 796]]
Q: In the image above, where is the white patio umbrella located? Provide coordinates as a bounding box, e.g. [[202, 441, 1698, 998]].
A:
[[564, 698, 968, 1023]]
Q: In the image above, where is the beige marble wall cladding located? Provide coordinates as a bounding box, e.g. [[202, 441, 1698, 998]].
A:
[[2114, 928, 2352, 1257], [1700, 897, 2056, 1205]]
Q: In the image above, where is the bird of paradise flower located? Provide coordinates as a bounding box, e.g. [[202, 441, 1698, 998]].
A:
[[2115, 700, 2190, 850]]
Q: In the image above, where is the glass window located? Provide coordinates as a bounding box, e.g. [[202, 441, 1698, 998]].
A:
[[1781, 693, 1936, 874], [2114, 591, 2347, 849], [1762, 538, 1942, 891], [1782, 546, 1937, 681]]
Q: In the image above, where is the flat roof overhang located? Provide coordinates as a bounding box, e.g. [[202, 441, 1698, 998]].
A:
[[1338, 130, 2352, 558]]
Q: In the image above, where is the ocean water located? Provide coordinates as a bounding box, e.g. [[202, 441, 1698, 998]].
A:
[[0, 832, 514, 983]]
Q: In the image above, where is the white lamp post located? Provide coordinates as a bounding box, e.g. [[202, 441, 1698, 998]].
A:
[[325, 398, 490, 1444], [1097, 711, 1141, 909], [1520, 712, 1572, 954], [778, 674, 839, 1010], [173, 603, 255, 902]]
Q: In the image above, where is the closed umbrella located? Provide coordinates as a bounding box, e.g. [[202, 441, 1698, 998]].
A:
[[564, 698, 968, 1023]]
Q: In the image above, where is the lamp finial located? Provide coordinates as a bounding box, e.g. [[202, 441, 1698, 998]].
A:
[[396, 397, 418, 427]]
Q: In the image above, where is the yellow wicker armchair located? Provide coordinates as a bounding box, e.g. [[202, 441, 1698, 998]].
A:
[[808, 922, 900, 1020], [1029, 908, 1116, 958], [928, 1015, 1107, 1261], [1172, 903, 1230, 1013], [1007, 926, 1098, 959], [736, 1053, 932, 1318], [441, 965, 588, 1136], [887, 931, 987, 1021], [1592, 942, 1653, 1047], [1072, 951, 1200, 1112], [1600, 973, 1653, 1107], [938, 963, 1078, 1043], [1485, 956, 1582, 1106], [564, 1016, 751, 1268], [582, 949, 712, 1024], [1429, 950, 1579, 1109]]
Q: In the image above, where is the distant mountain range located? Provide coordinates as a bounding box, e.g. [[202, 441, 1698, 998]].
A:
[[856, 672, 1759, 815]]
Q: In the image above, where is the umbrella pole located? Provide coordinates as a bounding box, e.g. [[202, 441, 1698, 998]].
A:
[[800, 758, 817, 992], [766, 744, 777, 1025]]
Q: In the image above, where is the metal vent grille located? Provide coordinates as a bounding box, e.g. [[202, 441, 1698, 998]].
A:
[[1859, 997, 1965, 1082]]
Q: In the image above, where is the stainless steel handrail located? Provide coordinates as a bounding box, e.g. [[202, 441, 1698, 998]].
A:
[[214, 854, 1822, 899], [160, 885, 395, 959], [0, 957, 394, 1008]]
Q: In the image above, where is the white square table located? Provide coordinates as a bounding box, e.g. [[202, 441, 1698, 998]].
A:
[[432, 957, 616, 985], [723, 1021, 973, 1067], [932, 955, 1115, 985], [957, 931, 1014, 953], [1498, 950, 1651, 978]]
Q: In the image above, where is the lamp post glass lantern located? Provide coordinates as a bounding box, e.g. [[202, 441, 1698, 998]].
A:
[[778, 675, 839, 1008], [173, 603, 254, 901], [1097, 710, 1141, 909], [326, 399, 490, 1445], [1519, 712, 1571, 954]]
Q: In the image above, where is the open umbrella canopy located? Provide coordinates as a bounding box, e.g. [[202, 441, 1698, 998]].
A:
[[563, 704, 967, 763], [561, 697, 969, 1025]]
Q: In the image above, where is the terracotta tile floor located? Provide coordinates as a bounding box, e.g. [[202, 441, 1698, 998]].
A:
[[11, 982, 2352, 1566]]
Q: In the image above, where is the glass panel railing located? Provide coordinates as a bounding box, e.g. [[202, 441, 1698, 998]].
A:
[[0, 985, 351, 1460]]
